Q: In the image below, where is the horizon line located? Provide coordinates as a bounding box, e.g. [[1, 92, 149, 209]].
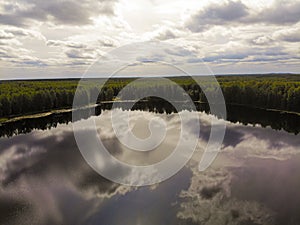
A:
[[0, 72, 299, 81]]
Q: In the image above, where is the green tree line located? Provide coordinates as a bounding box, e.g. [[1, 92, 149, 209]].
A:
[[0, 75, 300, 119]]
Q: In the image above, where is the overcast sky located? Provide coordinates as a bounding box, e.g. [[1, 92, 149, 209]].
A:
[[0, 0, 300, 79]]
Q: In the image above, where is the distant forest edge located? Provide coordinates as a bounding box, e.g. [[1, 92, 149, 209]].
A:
[[0, 74, 300, 119]]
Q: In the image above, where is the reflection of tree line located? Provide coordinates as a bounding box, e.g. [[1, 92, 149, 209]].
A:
[[0, 100, 299, 137]]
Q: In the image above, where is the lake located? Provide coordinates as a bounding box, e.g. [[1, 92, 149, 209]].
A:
[[0, 103, 300, 225]]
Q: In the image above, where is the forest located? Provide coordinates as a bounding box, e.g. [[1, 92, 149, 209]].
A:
[[0, 74, 300, 120]]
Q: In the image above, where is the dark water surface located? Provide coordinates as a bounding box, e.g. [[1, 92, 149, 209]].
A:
[[1, 102, 300, 138], [0, 105, 300, 225]]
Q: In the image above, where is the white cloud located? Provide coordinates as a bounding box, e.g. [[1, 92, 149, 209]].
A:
[[0, 0, 300, 79]]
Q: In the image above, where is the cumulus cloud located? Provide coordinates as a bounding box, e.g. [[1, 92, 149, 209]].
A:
[[1, 0, 300, 78], [254, 0, 300, 25], [0, 27, 49, 68], [65, 48, 101, 60], [0, 0, 118, 27], [186, 0, 300, 32], [186, 1, 249, 32]]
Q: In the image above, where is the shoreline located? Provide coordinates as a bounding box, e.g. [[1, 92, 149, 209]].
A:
[[1, 101, 300, 125]]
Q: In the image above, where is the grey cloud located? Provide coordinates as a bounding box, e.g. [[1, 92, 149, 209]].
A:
[[187, 53, 248, 64], [64, 61, 90, 66], [275, 29, 300, 42], [136, 55, 166, 63], [98, 38, 117, 47], [191, 46, 291, 63], [47, 38, 118, 49], [47, 38, 117, 51], [246, 55, 297, 63], [5, 29, 30, 37], [0, 28, 46, 42], [0, 44, 50, 66], [262, 47, 288, 56], [251, 36, 274, 45], [186, 1, 249, 32], [0, 50, 14, 59], [65, 42, 88, 49], [186, 0, 300, 32], [164, 47, 194, 57], [155, 29, 177, 41], [0, 29, 42, 40], [256, 0, 300, 25], [202, 53, 248, 62], [20, 59, 48, 66], [47, 40, 88, 49], [186, 57, 204, 64], [281, 35, 300, 43], [47, 40, 101, 65], [65, 49, 96, 59], [0, 0, 118, 27], [0, 45, 27, 59]]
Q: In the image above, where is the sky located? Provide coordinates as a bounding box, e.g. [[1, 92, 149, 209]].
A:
[[0, 0, 300, 79]]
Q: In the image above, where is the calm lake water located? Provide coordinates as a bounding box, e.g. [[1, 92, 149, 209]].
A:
[[0, 105, 300, 225]]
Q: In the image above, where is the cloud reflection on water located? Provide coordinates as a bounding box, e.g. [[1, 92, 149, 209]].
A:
[[0, 110, 299, 224]]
